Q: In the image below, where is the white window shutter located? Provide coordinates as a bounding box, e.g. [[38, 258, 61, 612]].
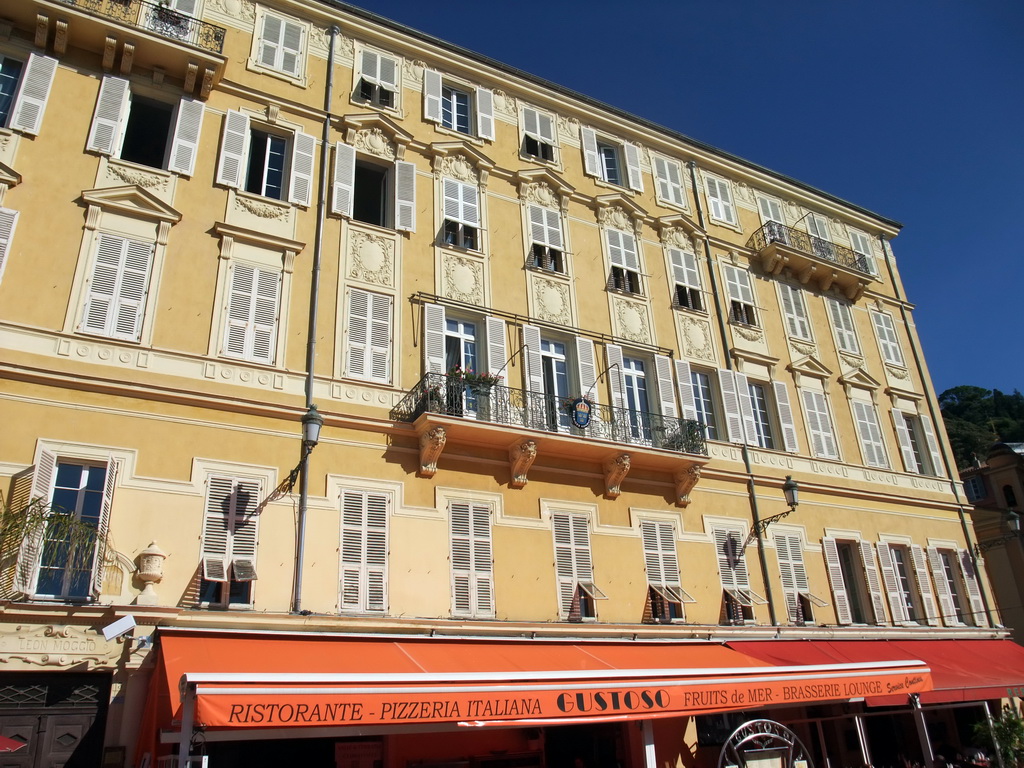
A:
[[802, 389, 837, 459], [423, 303, 446, 374], [476, 87, 495, 140], [580, 126, 600, 177], [853, 401, 888, 468], [201, 476, 234, 582], [859, 542, 889, 625], [714, 528, 748, 591], [891, 410, 919, 473], [774, 380, 800, 453], [258, 13, 282, 69], [735, 372, 758, 447], [10, 54, 57, 135], [552, 513, 576, 617], [167, 97, 205, 176], [919, 415, 945, 477], [624, 142, 643, 192], [366, 292, 392, 383], [927, 547, 958, 626], [423, 69, 442, 123], [394, 161, 416, 232], [910, 545, 939, 626], [223, 263, 279, 363], [331, 142, 356, 217], [654, 155, 685, 207], [576, 337, 599, 406], [718, 369, 745, 444], [958, 549, 987, 627], [340, 490, 389, 613], [758, 196, 784, 224], [642, 521, 664, 584], [0, 208, 19, 286], [876, 542, 909, 624], [14, 448, 58, 595], [821, 537, 852, 625], [223, 262, 254, 359], [674, 359, 698, 422], [775, 533, 800, 623], [450, 501, 493, 617], [346, 288, 371, 379], [88, 459, 117, 598], [250, 268, 280, 364], [86, 76, 130, 156], [279, 19, 303, 76], [485, 316, 507, 378], [521, 324, 544, 394], [81, 233, 153, 342], [605, 344, 626, 411], [216, 110, 250, 189], [443, 179, 479, 226], [654, 355, 677, 419], [827, 298, 860, 354], [288, 131, 316, 207], [228, 479, 260, 582]]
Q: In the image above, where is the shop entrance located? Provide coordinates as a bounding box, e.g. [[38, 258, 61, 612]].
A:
[[544, 722, 622, 768]]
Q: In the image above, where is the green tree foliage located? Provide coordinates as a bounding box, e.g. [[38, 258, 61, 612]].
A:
[[939, 386, 1024, 469], [973, 704, 1024, 768]]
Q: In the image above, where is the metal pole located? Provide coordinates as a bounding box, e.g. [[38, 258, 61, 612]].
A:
[[911, 695, 935, 767], [854, 713, 871, 768], [293, 23, 339, 614], [641, 719, 656, 768]]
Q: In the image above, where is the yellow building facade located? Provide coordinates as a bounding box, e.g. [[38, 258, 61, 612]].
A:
[[0, 2, 1017, 767]]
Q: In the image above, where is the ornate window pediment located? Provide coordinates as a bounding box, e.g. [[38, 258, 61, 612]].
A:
[[657, 213, 705, 250], [515, 168, 574, 211], [0, 161, 21, 199], [81, 185, 182, 228], [592, 193, 646, 239], [787, 355, 833, 387], [838, 367, 882, 400], [341, 112, 413, 160], [428, 141, 495, 185]]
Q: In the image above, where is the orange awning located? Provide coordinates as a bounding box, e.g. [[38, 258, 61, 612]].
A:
[[145, 629, 932, 735]]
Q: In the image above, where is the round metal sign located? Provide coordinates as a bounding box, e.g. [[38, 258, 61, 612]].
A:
[[570, 397, 592, 429]]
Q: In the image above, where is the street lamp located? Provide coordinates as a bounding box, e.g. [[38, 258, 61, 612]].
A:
[[301, 404, 323, 454], [745, 476, 800, 548], [974, 507, 1021, 556]]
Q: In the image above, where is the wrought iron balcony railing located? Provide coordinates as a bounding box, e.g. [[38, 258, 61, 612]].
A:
[[55, 0, 226, 53], [747, 221, 871, 275], [391, 373, 709, 457]]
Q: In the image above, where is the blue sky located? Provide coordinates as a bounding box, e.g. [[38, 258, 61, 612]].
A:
[[349, 0, 1023, 397]]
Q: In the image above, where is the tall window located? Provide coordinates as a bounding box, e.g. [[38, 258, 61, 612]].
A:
[[848, 229, 875, 273], [340, 489, 388, 613], [892, 411, 943, 476], [669, 248, 703, 311], [691, 370, 719, 440], [801, 389, 838, 460], [642, 520, 692, 622], [871, 311, 905, 366], [356, 49, 399, 109], [423, 71, 494, 140], [775, 533, 826, 625], [521, 106, 557, 162], [255, 11, 305, 78], [331, 143, 416, 232], [553, 513, 605, 621], [779, 283, 811, 340], [445, 317, 479, 416], [622, 357, 652, 441], [852, 400, 888, 468], [0, 56, 25, 127], [822, 538, 886, 625], [827, 298, 860, 355], [747, 382, 775, 450], [928, 548, 973, 627], [345, 288, 392, 384], [724, 266, 757, 326], [581, 126, 643, 191], [704, 174, 736, 225], [807, 213, 834, 259], [540, 339, 571, 431], [222, 262, 281, 364], [712, 526, 765, 624], [527, 205, 565, 273], [442, 85, 472, 134], [199, 476, 260, 607], [442, 178, 480, 250], [216, 111, 316, 207], [606, 229, 641, 294], [78, 232, 155, 343], [652, 154, 686, 208], [0, 208, 18, 287], [0, 53, 57, 135], [450, 501, 494, 618]]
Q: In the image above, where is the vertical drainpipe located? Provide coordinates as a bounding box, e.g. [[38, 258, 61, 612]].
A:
[[877, 234, 995, 627], [687, 161, 779, 626], [293, 23, 340, 614]]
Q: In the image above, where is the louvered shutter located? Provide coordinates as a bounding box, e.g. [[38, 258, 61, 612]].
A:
[[927, 547, 959, 626], [553, 513, 591, 617], [521, 324, 544, 394], [580, 126, 600, 177], [450, 501, 493, 617], [872, 312, 904, 365], [624, 142, 643, 192], [223, 263, 280, 363], [529, 206, 563, 249], [422, 69, 442, 123], [10, 54, 57, 135], [910, 545, 938, 625], [642, 521, 664, 584], [654, 156, 685, 207], [656, 523, 681, 587], [758, 196, 784, 224], [14, 448, 58, 595], [669, 249, 701, 298], [89, 456, 118, 596], [201, 476, 234, 582], [775, 533, 800, 623], [165, 98, 205, 176], [576, 336, 599, 408], [606, 229, 638, 270], [718, 369, 745, 444], [288, 131, 316, 206], [395, 161, 416, 232], [802, 389, 837, 459], [958, 549, 987, 626], [229, 478, 260, 582], [86, 76, 130, 155], [347, 288, 392, 383], [674, 360, 698, 422], [919, 416, 944, 477], [522, 106, 555, 144], [0, 208, 19, 285], [821, 537, 853, 624], [854, 401, 888, 468], [774, 380, 801, 453], [340, 490, 389, 613], [259, 14, 303, 76], [486, 316, 506, 378], [331, 142, 356, 217], [891, 410, 919, 473], [705, 176, 735, 223], [359, 49, 398, 92], [780, 284, 811, 339], [475, 87, 494, 140], [876, 542, 909, 623], [81, 233, 153, 342], [654, 355, 677, 419], [443, 178, 479, 226], [423, 303, 446, 374], [735, 372, 758, 447], [827, 298, 860, 354], [859, 542, 888, 624], [714, 528, 749, 593], [216, 110, 250, 189], [605, 344, 626, 412]]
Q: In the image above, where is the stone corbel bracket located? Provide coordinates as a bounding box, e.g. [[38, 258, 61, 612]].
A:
[[418, 427, 447, 477], [509, 440, 537, 489], [603, 454, 631, 499], [674, 465, 701, 507]]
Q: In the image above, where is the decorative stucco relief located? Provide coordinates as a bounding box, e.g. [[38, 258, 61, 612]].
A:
[[353, 128, 396, 160], [207, 0, 255, 23], [234, 194, 290, 220], [348, 230, 395, 286], [557, 115, 580, 143], [598, 205, 641, 237], [662, 227, 692, 250], [443, 254, 484, 305], [407, 60, 426, 88], [521, 182, 560, 209], [531, 276, 571, 324], [789, 339, 816, 358], [732, 181, 754, 205], [613, 297, 651, 345], [439, 155, 478, 184], [839, 352, 864, 369], [886, 364, 911, 381], [492, 90, 517, 117], [678, 315, 716, 362]]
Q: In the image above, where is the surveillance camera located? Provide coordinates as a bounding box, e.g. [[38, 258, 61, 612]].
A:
[[102, 615, 137, 642]]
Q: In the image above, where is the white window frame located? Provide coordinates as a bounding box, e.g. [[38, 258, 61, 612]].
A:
[[605, 228, 642, 295], [821, 537, 887, 625], [826, 297, 861, 355], [704, 173, 737, 226], [710, 524, 766, 625], [641, 519, 693, 622], [801, 388, 839, 460], [339, 487, 390, 614], [778, 282, 812, 340], [580, 126, 643, 191], [552, 512, 605, 621], [344, 287, 393, 384], [526, 204, 565, 273], [77, 231, 156, 343], [520, 104, 558, 163], [441, 176, 481, 251], [250, 8, 307, 82], [723, 265, 757, 327], [1, 52, 58, 135], [354, 46, 400, 111], [651, 153, 687, 209], [668, 248, 703, 311], [422, 69, 494, 141], [871, 310, 905, 366], [852, 399, 889, 468], [450, 499, 495, 618]]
